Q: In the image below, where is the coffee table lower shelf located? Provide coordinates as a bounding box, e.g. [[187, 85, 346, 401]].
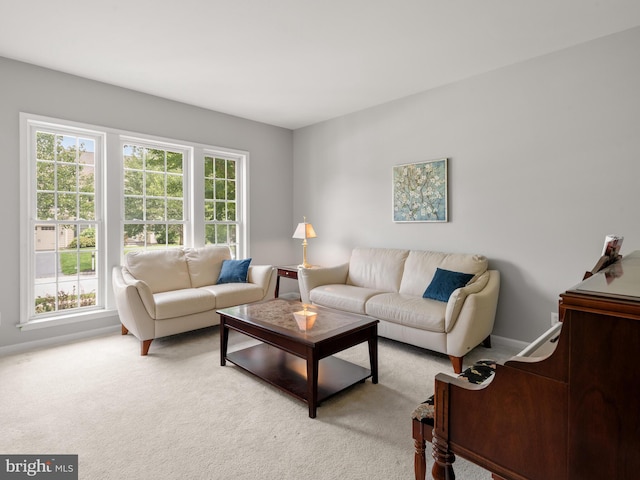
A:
[[226, 343, 372, 408]]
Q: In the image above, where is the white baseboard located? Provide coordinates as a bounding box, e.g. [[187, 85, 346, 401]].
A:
[[0, 324, 530, 360], [0, 325, 121, 357], [491, 334, 529, 352], [279, 292, 301, 301]]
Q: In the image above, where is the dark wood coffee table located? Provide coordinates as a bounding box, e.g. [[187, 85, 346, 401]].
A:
[[218, 299, 378, 418]]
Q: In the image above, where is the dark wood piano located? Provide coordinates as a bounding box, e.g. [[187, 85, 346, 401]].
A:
[[431, 251, 640, 480]]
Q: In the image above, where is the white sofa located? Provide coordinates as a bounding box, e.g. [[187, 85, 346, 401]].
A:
[[112, 246, 276, 355], [298, 247, 500, 373]]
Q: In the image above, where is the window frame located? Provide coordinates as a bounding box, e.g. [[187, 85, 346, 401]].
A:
[[19, 113, 249, 330], [20, 116, 107, 328]]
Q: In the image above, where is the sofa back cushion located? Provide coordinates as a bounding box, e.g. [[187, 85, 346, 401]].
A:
[[347, 248, 409, 293], [399, 251, 488, 297], [125, 249, 191, 293], [184, 246, 232, 288]]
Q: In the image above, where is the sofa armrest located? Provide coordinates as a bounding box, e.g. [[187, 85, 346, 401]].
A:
[[445, 270, 501, 358], [298, 263, 349, 304], [444, 271, 490, 331], [247, 265, 276, 299], [112, 266, 156, 341], [121, 270, 156, 318]]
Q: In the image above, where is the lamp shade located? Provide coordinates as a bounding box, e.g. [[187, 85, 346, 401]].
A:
[[292, 222, 317, 239], [292, 217, 317, 268]]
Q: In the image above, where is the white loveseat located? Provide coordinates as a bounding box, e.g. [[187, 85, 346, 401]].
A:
[[112, 246, 276, 355], [298, 247, 500, 372]]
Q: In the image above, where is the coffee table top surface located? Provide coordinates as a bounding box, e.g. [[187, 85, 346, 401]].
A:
[[217, 299, 377, 342]]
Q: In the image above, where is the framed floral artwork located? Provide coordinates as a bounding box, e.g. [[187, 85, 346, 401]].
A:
[[393, 158, 448, 222]]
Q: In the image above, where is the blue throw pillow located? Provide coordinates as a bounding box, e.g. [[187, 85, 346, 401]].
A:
[[423, 268, 474, 302], [216, 258, 252, 284]]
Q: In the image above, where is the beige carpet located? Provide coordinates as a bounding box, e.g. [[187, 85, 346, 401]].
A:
[[0, 327, 516, 479]]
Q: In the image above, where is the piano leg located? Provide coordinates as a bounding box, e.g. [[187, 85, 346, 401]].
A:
[[432, 462, 455, 480], [432, 434, 455, 480]]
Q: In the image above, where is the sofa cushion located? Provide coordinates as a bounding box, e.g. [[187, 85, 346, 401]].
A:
[[365, 293, 446, 332], [153, 288, 216, 320], [125, 249, 191, 294], [347, 248, 409, 292], [200, 283, 265, 309], [217, 258, 252, 284], [310, 284, 385, 315], [185, 246, 231, 288], [423, 268, 475, 302], [399, 251, 488, 297]]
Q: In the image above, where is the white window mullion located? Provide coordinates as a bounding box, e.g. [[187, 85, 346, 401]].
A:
[[104, 133, 122, 307], [191, 147, 205, 248]]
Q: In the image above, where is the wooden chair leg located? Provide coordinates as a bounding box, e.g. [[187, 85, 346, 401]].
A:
[[412, 418, 427, 480], [448, 355, 463, 374], [121, 324, 129, 335], [141, 339, 153, 356]]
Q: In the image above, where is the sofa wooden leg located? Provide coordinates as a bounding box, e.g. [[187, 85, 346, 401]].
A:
[[121, 324, 129, 335], [141, 339, 152, 356], [482, 335, 492, 348], [449, 355, 463, 374]]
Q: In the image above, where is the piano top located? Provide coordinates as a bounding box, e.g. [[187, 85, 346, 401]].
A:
[[568, 250, 640, 302]]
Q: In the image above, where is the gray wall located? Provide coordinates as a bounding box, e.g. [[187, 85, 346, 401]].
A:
[[3, 26, 640, 351], [0, 57, 294, 349], [293, 27, 640, 343]]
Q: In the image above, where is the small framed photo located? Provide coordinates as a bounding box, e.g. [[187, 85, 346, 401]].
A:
[[393, 158, 448, 222]]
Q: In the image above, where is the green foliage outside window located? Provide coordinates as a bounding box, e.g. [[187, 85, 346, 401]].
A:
[[204, 156, 238, 252], [35, 132, 95, 221], [123, 144, 184, 248], [35, 288, 96, 313]]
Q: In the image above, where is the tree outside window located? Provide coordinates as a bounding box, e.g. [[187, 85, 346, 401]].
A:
[[123, 144, 185, 252], [204, 155, 238, 257]]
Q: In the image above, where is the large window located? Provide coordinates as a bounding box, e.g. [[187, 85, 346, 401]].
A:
[[21, 114, 247, 328], [25, 122, 103, 321]]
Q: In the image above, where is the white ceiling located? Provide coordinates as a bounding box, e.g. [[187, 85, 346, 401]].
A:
[[2, 1, 640, 129]]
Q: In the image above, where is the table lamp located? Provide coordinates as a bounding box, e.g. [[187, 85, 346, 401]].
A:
[[292, 216, 317, 268]]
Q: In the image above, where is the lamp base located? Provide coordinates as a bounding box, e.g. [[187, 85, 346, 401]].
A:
[[300, 241, 311, 270]]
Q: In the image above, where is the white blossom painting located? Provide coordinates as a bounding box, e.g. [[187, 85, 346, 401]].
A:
[[393, 158, 448, 222]]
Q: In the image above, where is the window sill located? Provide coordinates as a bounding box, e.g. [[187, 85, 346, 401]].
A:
[[17, 309, 119, 331]]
